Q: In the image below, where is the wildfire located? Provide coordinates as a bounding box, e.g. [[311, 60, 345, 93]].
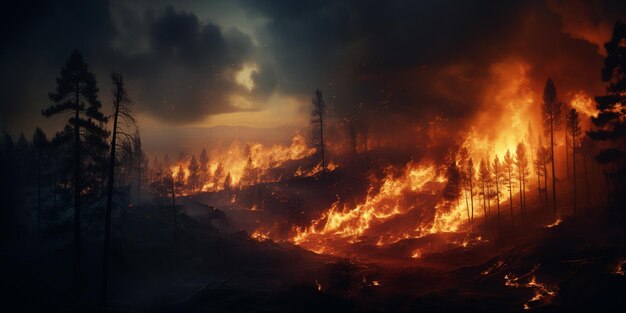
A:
[[570, 91, 598, 118], [411, 249, 423, 259], [250, 229, 271, 242], [166, 133, 317, 192], [545, 219, 562, 228], [290, 162, 443, 252], [504, 265, 557, 310]]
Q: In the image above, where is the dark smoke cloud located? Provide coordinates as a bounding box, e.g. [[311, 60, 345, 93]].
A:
[[0, 0, 624, 142]]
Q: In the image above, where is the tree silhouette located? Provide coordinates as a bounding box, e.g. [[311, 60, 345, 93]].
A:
[[101, 72, 135, 306], [566, 108, 582, 216], [443, 160, 461, 202], [580, 137, 594, 209], [535, 136, 551, 208], [542, 78, 563, 216], [133, 130, 148, 208], [503, 150, 514, 226], [493, 155, 502, 227], [458, 147, 471, 222], [515, 143, 529, 220], [311, 89, 326, 174], [199, 148, 210, 188], [241, 156, 258, 188], [467, 158, 476, 223], [213, 163, 225, 191], [175, 164, 186, 194], [479, 158, 489, 220], [32, 127, 48, 234], [188, 154, 200, 195], [42, 50, 108, 297], [588, 20, 626, 205]]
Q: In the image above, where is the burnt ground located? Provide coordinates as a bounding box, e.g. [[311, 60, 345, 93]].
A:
[[2, 160, 625, 313]]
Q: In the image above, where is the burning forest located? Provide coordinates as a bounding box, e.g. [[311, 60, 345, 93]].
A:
[[1, 1, 626, 312]]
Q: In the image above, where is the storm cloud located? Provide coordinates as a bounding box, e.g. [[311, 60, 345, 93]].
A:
[[1, 0, 625, 136]]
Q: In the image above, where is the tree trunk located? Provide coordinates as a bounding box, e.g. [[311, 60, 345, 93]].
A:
[[73, 86, 81, 300], [519, 171, 523, 222], [482, 182, 487, 221], [319, 107, 326, 174], [495, 175, 501, 228], [565, 130, 570, 179], [100, 91, 120, 307], [464, 189, 470, 222], [543, 162, 550, 209], [37, 149, 41, 234], [550, 117, 557, 216], [508, 169, 513, 227], [469, 177, 474, 224], [584, 154, 590, 209], [572, 139, 577, 216]]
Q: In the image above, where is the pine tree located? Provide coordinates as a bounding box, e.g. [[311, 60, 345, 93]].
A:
[[479, 158, 489, 220], [467, 158, 476, 223], [588, 21, 626, 205], [199, 148, 209, 188], [311, 89, 326, 174], [542, 78, 563, 216], [42, 50, 108, 297], [493, 155, 502, 227], [515, 143, 529, 220], [101, 72, 134, 306], [566, 108, 582, 216], [213, 163, 225, 191], [188, 155, 200, 195], [32, 127, 48, 234], [503, 150, 515, 226]]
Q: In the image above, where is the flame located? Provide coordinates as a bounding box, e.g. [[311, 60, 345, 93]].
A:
[[290, 162, 443, 252], [250, 229, 271, 242], [504, 265, 557, 310], [570, 91, 598, 118], [166, 133, 316, 192], [411, 249, 423, 259], [315, 280, 322, 291], [545, 219, 562, 228]]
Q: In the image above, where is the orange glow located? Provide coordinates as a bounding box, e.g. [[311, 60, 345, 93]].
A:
[[504, 265, 557, 310], [168, 133, 317, 191]]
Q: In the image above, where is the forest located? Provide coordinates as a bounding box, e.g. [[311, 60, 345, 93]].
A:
[[1, 1, 626, 312]]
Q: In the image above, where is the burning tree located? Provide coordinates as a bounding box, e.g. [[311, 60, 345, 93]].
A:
[[493, 155, 503, 227], [535, 135, 551, 208], [479, 158, 490, 220], [503, 150, 515, 226], [467, 158, 476, 223], [588, 20, 626, 206], [199, 148, 210, 189], [311, 89, 326, 174], [542, 78, 563, 215], [515, 142, 529, 220], [187, 154, 200, 195]]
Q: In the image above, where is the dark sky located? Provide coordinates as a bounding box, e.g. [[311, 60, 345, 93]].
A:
[[1, 0, 624, 151]]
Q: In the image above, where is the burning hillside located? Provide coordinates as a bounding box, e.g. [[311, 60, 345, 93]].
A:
[[2, 2, 626, 313]]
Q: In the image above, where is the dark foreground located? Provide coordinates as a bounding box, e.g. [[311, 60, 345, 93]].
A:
[[2, 198, 625, 313]]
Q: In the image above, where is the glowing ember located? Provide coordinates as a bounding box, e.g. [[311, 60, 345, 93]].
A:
[[545, 219, 562, 228], [315, 280, 322, 291], [614, 259, 626, 276], [411, 249, 423, 259], [504, 265, 557, 310], [250, 230, 271, 242]]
